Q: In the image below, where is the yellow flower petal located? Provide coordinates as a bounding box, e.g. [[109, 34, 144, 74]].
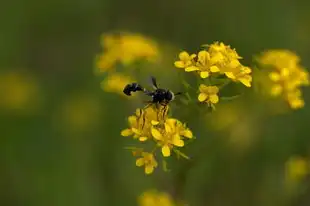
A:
[[200, 71, 209, 78], [174, 61, 185, 68], [185, 66, 199, 72], [151, 128, 163, 140], [239, 77, 252, 87], [281, 68, 290, 77], [128, 116, 137, 125], [136, 158, 144, 167], [210, 53, 224, 64], [182, 129, 193, 138], [139, 136, 148, 141], [243, 67, 252, 74], [179, 51, 190, 61], [198, 93, 208, 102], [210, 66, 220, 72], [209, 86, 219, 94], [199, 84, 208, 92], [289, 98, 305, 109], [269, 72, 280, 82], [162, 145, 171, 157], [132, 128, 141, 135], [209, 94, 219, 104], [271, 84, 283, 96], [151, 120, 159, 125], [173, 137, 184, 147], [190, 54, 197, 59], [121, 129, 133, 136], [164, 123, 173, 133], [228, 59, 240, 69], [197, 51, 208, 63], [145, 165, 154, 174], [225, 72, 235, 79]]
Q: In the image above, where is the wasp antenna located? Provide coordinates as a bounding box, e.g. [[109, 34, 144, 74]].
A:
[[150, 76, 158, 89], [175, 92, 183, 95]]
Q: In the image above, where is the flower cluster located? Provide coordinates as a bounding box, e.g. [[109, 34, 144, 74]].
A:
[[138, 190, 175, 206], [174, 42, 252, 107], [121, 105, 193, 174], [96, 32, 159, 96], [96, 32, 159, 73], [257, 50, 309, 109], [174, 42, 252, 87]]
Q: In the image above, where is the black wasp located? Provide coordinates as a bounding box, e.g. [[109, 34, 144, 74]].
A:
[[123, 76, 181, 106], [123, 76, 181, 121]]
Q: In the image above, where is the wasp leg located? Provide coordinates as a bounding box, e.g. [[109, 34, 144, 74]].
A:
[[137, 108, 147, 130], [143, 101, 153, 109], [161, 104, 168, 120], [158, 101, 169, 120]]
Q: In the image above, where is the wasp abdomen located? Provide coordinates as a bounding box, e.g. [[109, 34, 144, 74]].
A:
[[123, 83, 144, 96]]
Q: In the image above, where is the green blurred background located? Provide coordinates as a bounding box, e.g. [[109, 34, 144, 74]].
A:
[[1, 0, 310, 205]]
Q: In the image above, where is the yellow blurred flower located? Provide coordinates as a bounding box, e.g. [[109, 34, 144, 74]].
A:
[[0, 71, 40, 113], [208, 103, 240, 130], [198, 84, 219, 106], [101, 72, 134, 96], [257, 50, 309, 109], [138, 190, 175, 206], [258, 50, 300, 69], [285, 156, 309, 185], [135, 152, 158, 175], [96, 32, 160, 73], [286, 89, 305, 109], [55, 93, 102, 133]]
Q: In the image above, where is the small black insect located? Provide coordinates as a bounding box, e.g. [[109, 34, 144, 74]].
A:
[[123, 76, 181, 106]]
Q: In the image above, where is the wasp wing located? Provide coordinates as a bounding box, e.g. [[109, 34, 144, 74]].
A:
[[150, 76, 158, 89]]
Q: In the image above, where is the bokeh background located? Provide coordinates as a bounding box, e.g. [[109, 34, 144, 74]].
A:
[[1, 0, 310, 205]]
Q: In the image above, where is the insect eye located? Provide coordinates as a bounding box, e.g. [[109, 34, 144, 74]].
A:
[[165, 91, 173, 100]]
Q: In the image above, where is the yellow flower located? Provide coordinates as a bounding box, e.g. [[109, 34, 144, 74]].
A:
[[257, 50, 309, 109], [135, 152, 158, 174], [121, 106, 168, 141], [188, 50, 220, 78], [198, 84, 219, 105], [286, 89, 305, 109], [138, 190, 175, 206], [174, 120, 193, 139], [118, 34, 159, 65], [101, 73, 134, 96], [174, 51, 197, 70], [285, 156, 309, 185], [0, 71, 40, 112], [121, 109, 151, 142], [55, 93, 102, 134], [207, 41, 243, 73], [151, 118, 192, 157], [96, 32, 159, 73], [225, 66, 252, 87], [95, 52, 118, 73], [258, 50, 300, 70]]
